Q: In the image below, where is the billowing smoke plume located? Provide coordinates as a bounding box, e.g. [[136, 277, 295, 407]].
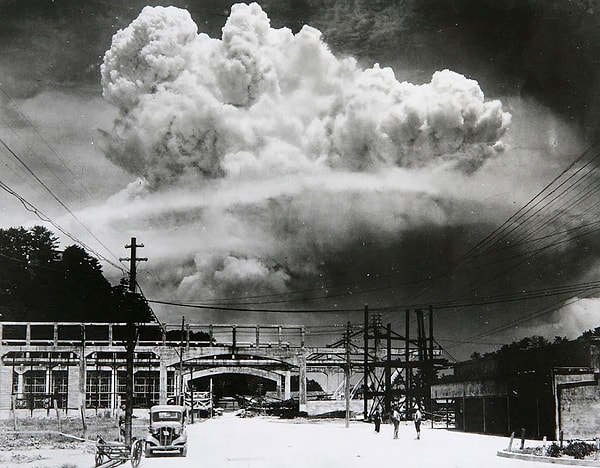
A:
[[98, 3, 511, 304], [101, 3, 509, 186]]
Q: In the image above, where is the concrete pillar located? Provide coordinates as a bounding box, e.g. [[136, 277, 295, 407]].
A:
[[0, 365, 13, 413], [0, 324, 6, 413], [45, 367, 52, 394], [79, 349, 86, 409], [67, 365, 81, 410], [159, 360, 168, 405], [16, 369, 24, 395], [276, 375, 282, 399], [322, 368, 339, 394], [110, 367, 117, 410], [591, 343, 600, 373], [284, 371, 291, 400], [299, 352, 307, 413], [232, 325, 236, 358], [482, 396, 487, 434], [182, 371, 190, 391]]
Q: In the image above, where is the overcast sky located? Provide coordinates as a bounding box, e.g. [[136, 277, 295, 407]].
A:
[[1, 0, 599, 360]]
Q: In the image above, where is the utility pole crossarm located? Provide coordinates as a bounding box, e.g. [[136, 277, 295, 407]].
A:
[[119, 237, 147, 293]]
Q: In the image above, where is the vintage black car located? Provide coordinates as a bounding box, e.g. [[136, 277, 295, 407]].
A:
[[145, 405, 188, 457]]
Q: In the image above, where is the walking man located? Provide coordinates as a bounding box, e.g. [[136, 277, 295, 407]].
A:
[[373, 410, 381, 433], [117, 404, 126, 441], [391, 406, 400, 439], [414, 408, 423, 440]]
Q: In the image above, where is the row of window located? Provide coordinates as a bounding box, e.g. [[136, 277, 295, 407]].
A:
[[12, 370, 175, 409]]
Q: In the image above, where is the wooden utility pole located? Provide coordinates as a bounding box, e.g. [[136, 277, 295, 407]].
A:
[[345, 321, 351, 428], [120, 237, 147, 446], [179, 316, 185, 406], [405, 309, 411, 420], [363, 305, 368, 421]]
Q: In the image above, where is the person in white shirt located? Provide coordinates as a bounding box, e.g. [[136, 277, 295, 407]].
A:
[[414, 408, 423, 440], [391, 406, 400, 439]]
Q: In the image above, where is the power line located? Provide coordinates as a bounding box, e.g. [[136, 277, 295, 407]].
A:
[[376, 143, 600, 327], [0, 85, 94, 199], [0, 135, 126, 271], [0, 178, 126, 274], [445, 287, 600, 352], [147, 298, 364, 314], [147, 276, 600, 315]]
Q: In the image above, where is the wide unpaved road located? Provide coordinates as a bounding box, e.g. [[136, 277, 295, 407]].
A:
[[141, 413, 535, 468]]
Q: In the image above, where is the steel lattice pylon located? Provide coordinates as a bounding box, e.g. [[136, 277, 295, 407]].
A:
[[362, 306, 447, 421]]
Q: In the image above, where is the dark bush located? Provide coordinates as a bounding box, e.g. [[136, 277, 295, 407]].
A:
[[546, 442, 561, 458], [563, 441, 595, 460]]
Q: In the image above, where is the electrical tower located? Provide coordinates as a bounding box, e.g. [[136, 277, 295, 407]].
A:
[[362, 305, 447, 421]]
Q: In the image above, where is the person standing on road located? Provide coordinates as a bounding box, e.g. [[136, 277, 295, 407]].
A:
[[373, 410, 381, 433], [391, 406, 400, 439], [414, 408, 423, 440], [117, 404, 126, 441]]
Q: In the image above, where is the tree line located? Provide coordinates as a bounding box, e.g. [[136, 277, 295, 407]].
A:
[[0, 225, 153, 322]]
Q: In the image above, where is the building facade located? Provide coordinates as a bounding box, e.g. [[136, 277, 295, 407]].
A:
[[0, 321, 309, 418], [431, 339, 600, 440]]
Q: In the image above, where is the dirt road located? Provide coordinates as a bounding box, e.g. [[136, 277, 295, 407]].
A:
[[1, 414, 541, 467], [141, 413, 533, 468]]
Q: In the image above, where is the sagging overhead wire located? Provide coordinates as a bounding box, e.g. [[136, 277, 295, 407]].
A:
[[444, 149, 600, 303], [377, 143, 600, 326], [147, 298, 364, 314], [0, 135, 126, 272], [0, 178, 126, 274], [444, 285, 600, 352], [170, 143, 600, 316], [0, 88, 126, 272], [147, 276, 600, 315], [143, 142, 600, 358], [158, 275, 432, 308], [405, 144, 600, 290], [457, 143, 600, 261], [0, 85, 94, 199]]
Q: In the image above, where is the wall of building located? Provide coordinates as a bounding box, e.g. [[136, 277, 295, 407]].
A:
[[554, 371, 600, 440], [454, 396, 510, 435], [432, 380, 506, 399]]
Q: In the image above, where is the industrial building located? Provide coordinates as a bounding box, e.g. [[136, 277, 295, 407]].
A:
[[0, 321, 309, 418], [431, 338, 600, 440], [0, 312, 444, 421]]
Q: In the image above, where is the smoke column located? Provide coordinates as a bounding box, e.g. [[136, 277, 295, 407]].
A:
[[98, 3, 510, 306]]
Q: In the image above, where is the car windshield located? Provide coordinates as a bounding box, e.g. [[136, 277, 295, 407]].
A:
[[152, 411, 182, 422]]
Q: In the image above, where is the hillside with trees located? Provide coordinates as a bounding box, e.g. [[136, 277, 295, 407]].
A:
[[0, 225, 153, 323]]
